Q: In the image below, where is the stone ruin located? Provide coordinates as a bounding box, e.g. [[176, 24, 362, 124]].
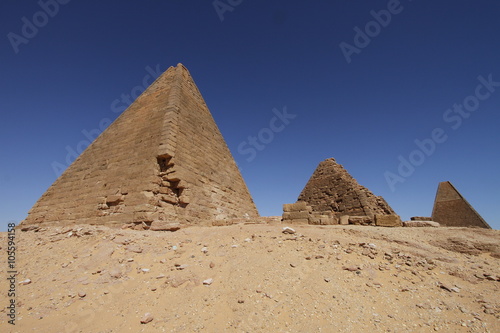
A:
[[283, 158, 401, 227], [402, 217, 440, 228], [18, 64, 492, 232], [20, 64, 259, 230], [432, 181, 491, 229]]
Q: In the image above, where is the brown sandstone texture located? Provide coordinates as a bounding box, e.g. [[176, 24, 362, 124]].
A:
[[21, 64, 258, 228], [432, 181, 491, 229], [284, 158, 397, 226], [2, 224, 499, 332], [374, 215, 402, 227]]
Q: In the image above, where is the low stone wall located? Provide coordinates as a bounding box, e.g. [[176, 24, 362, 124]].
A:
[[374, 215, 402, 227], [282, 202, 312, 224], [282, 203, 402, 227], [410, 216, 433, 221], [403, 221, 440, 227]]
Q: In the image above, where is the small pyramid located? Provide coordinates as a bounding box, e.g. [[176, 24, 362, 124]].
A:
[[432, 181, 490, 228], [22, 64, 258, 228], [298, 158, 395, 217]]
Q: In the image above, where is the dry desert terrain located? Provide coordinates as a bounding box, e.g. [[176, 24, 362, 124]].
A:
[[1, 223, 499, 332]]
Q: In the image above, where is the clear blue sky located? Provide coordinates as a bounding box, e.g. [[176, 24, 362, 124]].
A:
[[1, 0, 499, 231]]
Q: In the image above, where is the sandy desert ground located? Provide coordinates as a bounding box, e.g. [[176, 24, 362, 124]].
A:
[[1, 222, 499, 332]]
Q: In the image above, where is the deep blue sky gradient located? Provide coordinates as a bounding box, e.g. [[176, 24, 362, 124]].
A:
[[1, 0, 499, 230]]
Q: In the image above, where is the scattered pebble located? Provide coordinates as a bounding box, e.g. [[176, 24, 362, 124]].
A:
[[19, 279, 32, 285], [140, 313, 153, 324], [109, 269, 122, 279], [125, 245, 143, 253], [203, 278, 214, 285], [282, 227, 296, 234], [343, 265, 360, 272]]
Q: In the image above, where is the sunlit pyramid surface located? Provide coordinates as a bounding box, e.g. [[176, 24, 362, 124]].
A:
[[432, 181, 491, 229], [21, 64, 258, 228], [298, 158, 395, 218]]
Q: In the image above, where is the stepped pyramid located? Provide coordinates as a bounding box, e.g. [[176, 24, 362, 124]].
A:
[[297, 158, 395, 218], [432, 181, 491, 228], [21, 64, 258, 228]]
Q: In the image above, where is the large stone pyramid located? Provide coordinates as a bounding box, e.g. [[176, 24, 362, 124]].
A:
[[21, 64, 258, 228], [432, 181, 491, 228], [297, 158, 395, 218]]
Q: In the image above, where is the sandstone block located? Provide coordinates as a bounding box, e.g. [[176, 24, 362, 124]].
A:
[[161, 194, 178, 204], [150, 221, 181, 231], [319, 215, 338, 225], [178, 195, 190, 204], [308, 216, 320, 225], [159, 187, 175, 195], [287, 218, 309, 224], [134, 204, 156, 212], [106, 195, 123, 204], [349, 216, 373, 225], [410, 216, 433, 221], [287, 211, 310, 220], [133, 211, 157, 223], [340, 215, 349, 225], [283, 202, 308, 212], [375, 215, 402, 227], [403, 221, 440, 227], [212, 219, 231, 226]]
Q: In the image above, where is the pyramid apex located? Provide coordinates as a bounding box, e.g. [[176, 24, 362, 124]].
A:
[[175, 63, 188, 71]]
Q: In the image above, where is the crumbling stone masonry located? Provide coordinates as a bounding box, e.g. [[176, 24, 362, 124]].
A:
[[283, 158, 400, 226], [282, 202, 338, 225], [21, 64, 259, 229]]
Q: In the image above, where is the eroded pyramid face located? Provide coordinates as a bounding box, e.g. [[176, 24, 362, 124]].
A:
[[432, 181, 490, 228], [22, 64, 258, 228], [298, 158, 395, 217]]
